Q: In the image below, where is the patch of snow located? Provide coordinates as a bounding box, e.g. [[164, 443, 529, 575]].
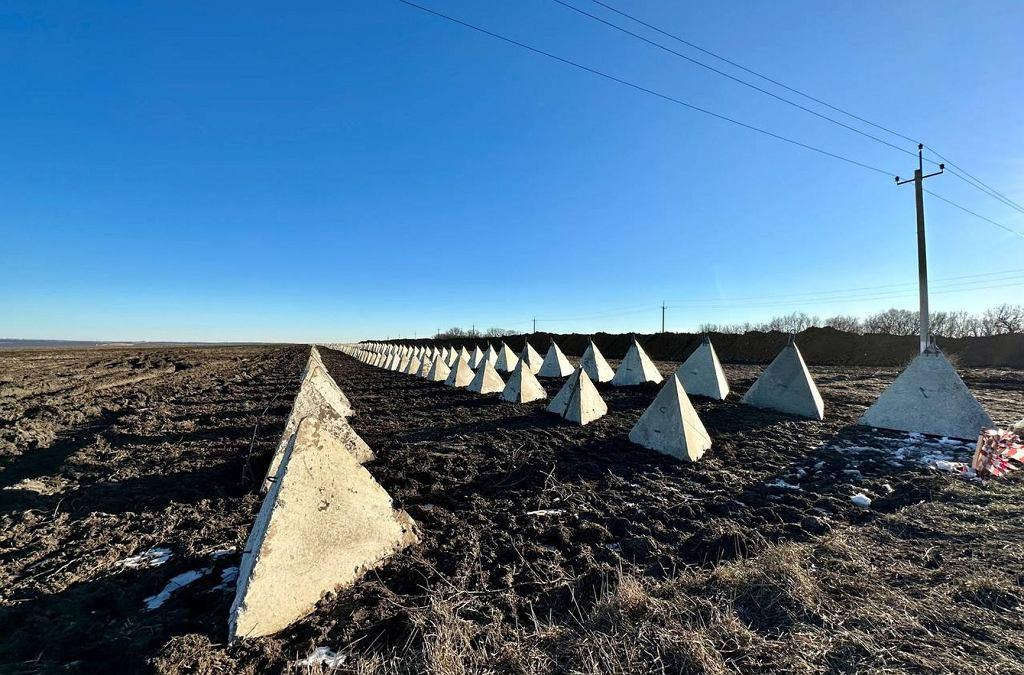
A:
[[767, 479, 802, 491], [144, 568, 211, 611], [882, 483, 895, 494], [850, 493, 872, 508], [526, 509, 565, 516], [210, 549, 234, 559], [120, 548, 172, 569], [215, 566, 239, 591], [297, 647, 345, 669]]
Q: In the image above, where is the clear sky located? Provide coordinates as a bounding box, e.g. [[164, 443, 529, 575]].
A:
[[2, 1, 1022, 342]]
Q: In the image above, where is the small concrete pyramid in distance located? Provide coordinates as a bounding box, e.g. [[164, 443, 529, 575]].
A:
[[611, 339, 664, 386], [495, 342, 520, 373], [547, 368, 608, 425], [403, 355, 421, 376], [741, 336, 824, 420], [581, 340, 615, 383], [469, 346, 485, 369], [858, 342, 993, 440], [500, 359, 547, 403], [426, 355, 451, 382], [482, 344, 498, 366], [468, 359, 505, 394], [417, 357, 432, 378], [519, 341, 544, 374], [445, 356, 475, 388], [538, 340, 574, 377], [629, 375, 711, 461], [231, 417, 418, 641], [676, 335, 730, 400], [458, 346, 471, 363]]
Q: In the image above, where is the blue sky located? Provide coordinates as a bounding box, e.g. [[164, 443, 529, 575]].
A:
[[2, 0, 1022, 342]]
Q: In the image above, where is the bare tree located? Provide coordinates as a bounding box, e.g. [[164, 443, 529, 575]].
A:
[[863, 309, 918, 335], [983, 304, 1024, 334], [824, 315, 863, 333]]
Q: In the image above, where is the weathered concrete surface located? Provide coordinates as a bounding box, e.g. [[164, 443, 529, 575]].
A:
[[495, 342, 519, 373], [482, 344, 498, 367], [230, 418, 418, 641], [675, 336, 730, 400], [500, 360, 547, 403], [469, 346, 484, 369], [628, 375, 711, 461], [468, 360, 505, 394], [741, 339, 824, 420], [417, 358, 432, 378], [303, 364, 353, 417], [538, 341, 575, 378], [581, 340, 615, 383], [403, 356, 421, 377], [858, 347, 994, 440], [445, 357, 476, 388], [611, 339, 664, 386], [519, 341, 544, 374], [426, 356, 451, 382], [547, 368, 608, 425]]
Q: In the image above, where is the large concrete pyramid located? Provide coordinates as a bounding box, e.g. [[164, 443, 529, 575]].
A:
[[858, 344, 993, 439], [468, 360, 505, 394], [500, 359, 547, 403], [445, 356, 475, 388], [538, 341, 574, 377], [426, 356, 451, 382], [303, 364, 353, 418], [396, 354, 411, 373], [519, 341, 544, 374], [482, 344, 498, 367], [581, 340, 615, 383], [417, 357, 432, 378], [547, 368, 608, 425], [741, 337, 824, 420], [403, 355, 421, 376], [455, 347, 470, 366], [469, 346, 485, 369], [495, 342, 519, 373], [611, 339, 664, 386], [676, 336, 730, 400], [629, 375, 711, 461], [231, 418, 418, 641], [261, 384, 374, 492]]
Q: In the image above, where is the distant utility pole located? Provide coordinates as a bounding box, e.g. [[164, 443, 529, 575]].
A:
[[896, 144, 944, 354], [532, 317, 536, 333], [661, 301, 666, 333]]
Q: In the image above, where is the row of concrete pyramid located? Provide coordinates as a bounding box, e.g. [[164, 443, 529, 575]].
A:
[[336, 337, 828, 463], [229, 347, 418, 642], [340, 333, 995, 447]]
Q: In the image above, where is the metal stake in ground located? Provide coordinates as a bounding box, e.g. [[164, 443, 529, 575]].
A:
[[895, 144, 943, 354]]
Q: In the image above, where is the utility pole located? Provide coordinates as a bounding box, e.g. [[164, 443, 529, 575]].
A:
[[532, 317, 536, 333], [661, 301, 666, 333], [896, 144, 943, 354]]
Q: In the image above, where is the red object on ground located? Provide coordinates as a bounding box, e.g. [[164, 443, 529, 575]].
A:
[[973, 428, 1024, 477]]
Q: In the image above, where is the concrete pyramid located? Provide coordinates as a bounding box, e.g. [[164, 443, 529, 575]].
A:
[[445, 356, 475, 388], [538, 341, 575, 377], [426, 356, 451, 382], [495, 342, 519, 373], [500, 359, 547, 403], [445, 348, 458, 367], [741, 337, 824, 420], [676, 336, 730, 400], [396, 354, 411, 372], [482, 344, 498, 367], [231, 418, 418, 641], [262, 383, 372, 493], [629, 375, 711, 461], [386, 354, 400, 370], [417, 357, 432, 378], [858, 344, 993, 439], [519, 341, 544, 374], [469, 346, 485, 369], [403, 355, 421, 376], [458, 346, 471, 365], [303, 363, 353, 417], [581, 340, 615, 383], [468, 359, 505, 394], [547, 368, 608, 425], [611, 339, 664, 386]]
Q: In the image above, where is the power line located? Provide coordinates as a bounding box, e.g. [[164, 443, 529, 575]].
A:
[[551, 0, 922, 161], [924, 189, 1024, 240], [395, 0, 894, 176], [583, 0, 1024, 217]]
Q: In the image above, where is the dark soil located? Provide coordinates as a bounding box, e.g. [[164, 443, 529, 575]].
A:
[[1, 345, 1023, 673]]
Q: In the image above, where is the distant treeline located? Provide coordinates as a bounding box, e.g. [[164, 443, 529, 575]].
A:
[[434, 304, 1024, 340]]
